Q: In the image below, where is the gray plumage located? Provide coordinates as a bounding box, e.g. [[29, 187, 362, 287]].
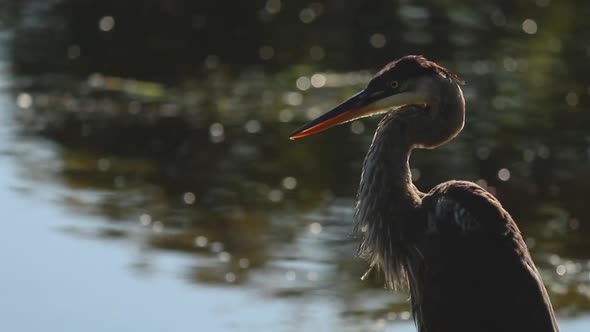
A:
[[292, 55, 559, 332], [352, 57, 559, 331]]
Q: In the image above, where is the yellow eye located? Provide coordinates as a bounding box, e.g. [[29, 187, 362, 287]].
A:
[[390, 80, 399, 89]]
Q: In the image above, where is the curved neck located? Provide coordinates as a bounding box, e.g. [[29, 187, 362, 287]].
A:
[[354, 79, 464, 288], [354, 115, 423, 288], [355, 114, 422, 231], [356, 78, 464, 214]]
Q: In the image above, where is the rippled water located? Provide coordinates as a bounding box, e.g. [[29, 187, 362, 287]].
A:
[[1, 1, 590, 331]]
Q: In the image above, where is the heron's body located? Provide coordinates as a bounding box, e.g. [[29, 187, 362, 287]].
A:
[[291, 55, 559, 332], [417, 181, 556, 332]]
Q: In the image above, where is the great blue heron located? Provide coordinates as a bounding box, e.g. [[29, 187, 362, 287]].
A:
[[290, 55, 559, 332]]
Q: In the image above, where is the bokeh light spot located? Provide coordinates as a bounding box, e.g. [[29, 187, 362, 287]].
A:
[[305, 106, 322, 120], [565, 92, 578, 107], [209, 241, 224, 253], [476, 179, 488, 188], [490, 10, 506, 26], [16, 93, 33, 109], [350, 121, 365, 135], [98, 16, 115, 32], [225, 272, 237, 283], [183, 192, 196, 205], [299, 8, 316, 23], [279, 109, 294, 122], [265, 0, 282, 14], [369, 33, 387, 48], [476, 146, 490, 160], [152, 221, 164, 233], [498, 168, 511, 181], [194, 236, 208, 248], [523, 149, 536, 162], [503, 57, 518, 72], [309, 222, 322, 234], [209, 123, 225, 143], [97, 158, 111, 172], [310, 73, 326, 88], [537, 145, 551, 159], [239, 258, 250, 269], [282, 176, 297, 190], [139, 214, 152, 226], [268, 189, 284, 202], [259, 45, 274, 60], [296, 76, 311, 91], [522, 19, 538, 34], [67, 45, 81, 59], [526, 237, 536, 249], [244, 120, 262, 134], [283, 92, 303, 106], [218, 251, 231, 263]]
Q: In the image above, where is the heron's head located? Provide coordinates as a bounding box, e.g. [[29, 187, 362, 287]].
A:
[[289, 55, 464, 140]]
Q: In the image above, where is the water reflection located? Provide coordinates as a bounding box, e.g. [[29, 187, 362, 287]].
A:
[[3, 0, 590, 330]]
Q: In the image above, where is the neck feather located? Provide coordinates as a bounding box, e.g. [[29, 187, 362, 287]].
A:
[[354, 115, 422, 288], [353, 78, 464, 288]]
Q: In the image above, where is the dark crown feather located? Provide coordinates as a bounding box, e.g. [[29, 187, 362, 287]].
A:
[[373, 55, 464, 85]]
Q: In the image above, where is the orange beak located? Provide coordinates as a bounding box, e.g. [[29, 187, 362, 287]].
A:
[[289, 90, 374, 140]]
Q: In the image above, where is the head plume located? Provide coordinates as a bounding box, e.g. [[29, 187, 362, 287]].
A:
[[372, 55, 464, 86]]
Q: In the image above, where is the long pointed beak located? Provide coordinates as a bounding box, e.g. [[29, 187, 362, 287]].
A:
[[290, 90, 376, 140], [289, 88, 429, 140]]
